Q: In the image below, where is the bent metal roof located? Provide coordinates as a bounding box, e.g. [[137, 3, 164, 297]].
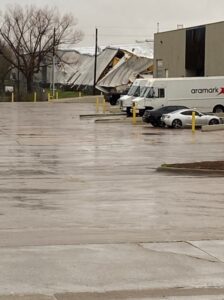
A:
[[72, 48, 118, 87], [56, 46, 153, 89], [97, 55, 153, 88]]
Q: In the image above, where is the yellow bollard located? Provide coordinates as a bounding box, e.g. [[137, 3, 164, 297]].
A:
[[34, 92, 36, 102], [56, 92, 58, 100], [96, 97, 99, 113], [102, 98, 106, 114], [48, 93, 50, 101], [11, 92, 14, 102], [132, 103, 136, 125], [79, 91, 82, 97], [192, 111, 196, 133]]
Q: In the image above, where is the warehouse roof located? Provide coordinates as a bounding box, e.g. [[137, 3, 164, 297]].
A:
[[56, 46, 153, 90], [97, 55, 153, 88]]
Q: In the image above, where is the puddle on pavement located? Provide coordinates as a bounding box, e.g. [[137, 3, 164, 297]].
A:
[[160, 170, 224, 177], [13, 196, 59, 211], [0, 170, 55, 176], [142, 132, 164, 136], [0, 188, 66, 194], [14, 202, 58, 210]]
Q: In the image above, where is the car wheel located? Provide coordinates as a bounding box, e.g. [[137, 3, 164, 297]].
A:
[[172, 119, 182, 129], [142, 117, 150, 123], [151, 121, 159, 127], [158, 118, 166, 127], [159, 121, 166, 128], [209, 118, 219, 125]]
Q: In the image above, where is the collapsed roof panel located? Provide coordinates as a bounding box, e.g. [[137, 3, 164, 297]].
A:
[[97, 55, 153, 88], [53, 51, 93, 85], [66, 42, 154, 58], [72, 48, 118, 86], [54, 46, 153, 90]]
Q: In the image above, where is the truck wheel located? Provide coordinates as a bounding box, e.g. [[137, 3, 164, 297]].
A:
[[126, 107, 132, 117], [138, 109, 145, 117], [213, 105, 224, 113], [172, 119, 182, 129], [109, 98, 117, 106]]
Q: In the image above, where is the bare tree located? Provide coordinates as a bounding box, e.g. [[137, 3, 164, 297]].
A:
[[0, 43, 12, 93], [0, 5, 83, 93]]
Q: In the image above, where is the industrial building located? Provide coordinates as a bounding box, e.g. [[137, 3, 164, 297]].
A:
[[154, 21, 224, 78]]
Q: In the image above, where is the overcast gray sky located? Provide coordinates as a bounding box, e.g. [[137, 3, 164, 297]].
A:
[[1, 0, 224, 47]]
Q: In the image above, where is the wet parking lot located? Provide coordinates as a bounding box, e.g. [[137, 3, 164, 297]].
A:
[[0, 101, 224, 298]]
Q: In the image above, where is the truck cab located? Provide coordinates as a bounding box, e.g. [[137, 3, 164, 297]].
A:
[[119, 78, 152, 116], [133, 84, 166, 115]]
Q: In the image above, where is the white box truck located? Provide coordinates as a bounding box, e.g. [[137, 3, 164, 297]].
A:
[[133, 77, 224, 114], [119, 78, 153, 116]]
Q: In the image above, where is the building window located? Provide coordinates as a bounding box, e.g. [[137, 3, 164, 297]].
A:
[[185, 26, 205, 76], [165, 69, 169, 78], [156, 59, 164, 78]]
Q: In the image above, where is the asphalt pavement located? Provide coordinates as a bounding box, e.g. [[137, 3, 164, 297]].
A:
[[0, 101, 224, 299]]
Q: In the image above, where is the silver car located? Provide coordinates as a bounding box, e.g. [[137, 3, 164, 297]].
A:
[[161, 108, 222, 128]]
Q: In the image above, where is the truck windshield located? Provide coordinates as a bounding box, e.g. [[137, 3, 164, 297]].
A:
[[133, 86, 141, 96], [139, 86, 148, 97], [127, 85, 138, 96], [144, 87, 155, 98]]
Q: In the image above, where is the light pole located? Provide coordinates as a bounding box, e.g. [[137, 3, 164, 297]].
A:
[[52, 28, 56, 98], [93, 27, 98, 95]]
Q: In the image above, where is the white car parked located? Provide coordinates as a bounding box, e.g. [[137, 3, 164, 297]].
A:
[[161, 108, 222, 129]]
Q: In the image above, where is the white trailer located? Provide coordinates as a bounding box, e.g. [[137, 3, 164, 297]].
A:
[[133, 77, 224, 114], [118, 78, 153, 116]]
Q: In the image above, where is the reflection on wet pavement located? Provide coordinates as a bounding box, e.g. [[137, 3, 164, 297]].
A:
[[0, 102, 223, 247]]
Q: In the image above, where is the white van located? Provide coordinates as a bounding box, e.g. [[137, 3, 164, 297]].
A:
[[119, 78, 152, 116], [133, 77, 224, 114]]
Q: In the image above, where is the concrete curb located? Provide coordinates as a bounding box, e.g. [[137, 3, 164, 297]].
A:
[[202, 124, 224, 132], [50, 96, 104, 103], [157, 165, 224, 175], [80, 113, 126, 118], [95, 118, 143, 124], [0, 296, 54, 300]]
